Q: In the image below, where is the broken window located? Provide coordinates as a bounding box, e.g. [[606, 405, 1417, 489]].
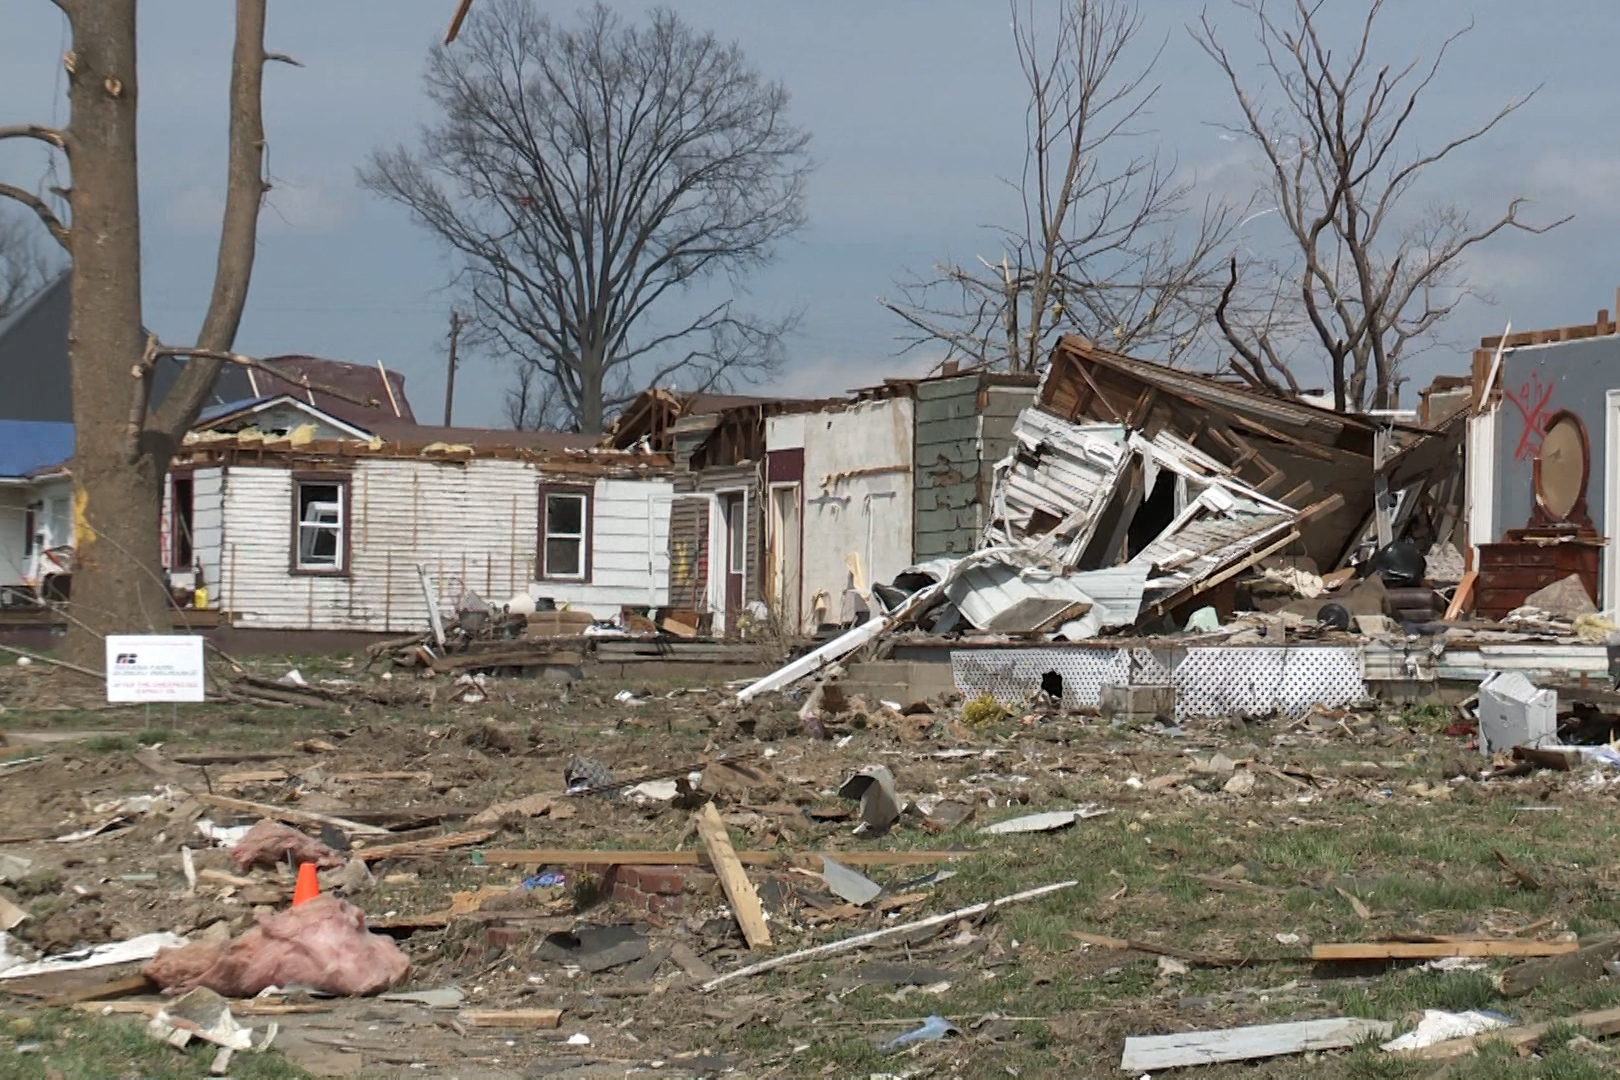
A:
[[294, 479, 345, 572], [540, 488, 590, 581], [728, 497, 747, 575], [171, 475, 195, 569]]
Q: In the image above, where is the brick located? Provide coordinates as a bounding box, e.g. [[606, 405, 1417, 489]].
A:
[[635, 866, 686, 896], [485, 925, 523, 951]]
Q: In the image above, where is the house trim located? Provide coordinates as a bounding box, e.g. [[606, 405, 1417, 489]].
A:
[[288, 469, 353, 577]]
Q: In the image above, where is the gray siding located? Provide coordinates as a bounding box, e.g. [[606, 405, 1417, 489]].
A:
[[913, 377, 1035, 560]]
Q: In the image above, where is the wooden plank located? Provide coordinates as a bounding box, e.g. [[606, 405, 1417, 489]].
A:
[[1121, 1018, 1394, 1071], [1399, 1004, 1620, 1060], [1312, 940, 1578, 961], [353, 828, 495, 863], [1445, 570, 1478, 620], [458, 1009, 562, 1029], [43, 973, 153, 1006], [192, 793, 391, 837], [695, 803, 772, 950], [480, 849, 969, 869]]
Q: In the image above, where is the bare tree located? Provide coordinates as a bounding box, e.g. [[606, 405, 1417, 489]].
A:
[[0, 207, 58, 318], [1195, 0, 1567, 411], [883, 0, 1241, 375], [363, 0, 810, 435], [1, 0, 281, 662]]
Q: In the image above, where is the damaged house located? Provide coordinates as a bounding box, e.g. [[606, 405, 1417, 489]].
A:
[[169, 398, 674, 631]]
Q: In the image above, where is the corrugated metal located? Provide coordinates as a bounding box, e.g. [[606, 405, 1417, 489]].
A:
[[987, 411, 1130, 566], [219, 461, 672, 630]]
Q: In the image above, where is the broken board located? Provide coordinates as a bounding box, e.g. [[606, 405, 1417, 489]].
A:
[[1120, 1017, 1393, 1071], [695, 803, 771, 950], [1312, 940, 1578, 961]]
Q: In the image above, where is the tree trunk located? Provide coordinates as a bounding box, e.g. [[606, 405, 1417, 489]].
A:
[[62, 0, 172, 665], [579, 348, 606, 435]]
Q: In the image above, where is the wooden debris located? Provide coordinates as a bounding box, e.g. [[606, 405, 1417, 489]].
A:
[[1121, 1017, 1393, 1071], [331, 771, 433, 783], [1312, 939, 1577, 961], [481, 848, 969, 869], [458, 1008, 562, 1029], [191, 793, 390, 837], [1493, 848, 1543, 891], [468, 794, 552, 827], [198, 868, 257, 888], [668, 942, 717, 982], [1498, 935, 1620, 998], [217, 769, 289, 787], [696, 802, 771, 950], [1064, 929, 1248, 968], [701, 880, 1077, 992], [352, 829, 495, 863], [1334, 886, 1372, 919], [171, 752, 291, 766], [0, 894, 28, 931], [1398, 1004, 1620, 1061], [42, 973, 153, 1006]]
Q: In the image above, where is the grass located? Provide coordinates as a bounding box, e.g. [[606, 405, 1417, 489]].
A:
[[0, 1010, 311, 1080]]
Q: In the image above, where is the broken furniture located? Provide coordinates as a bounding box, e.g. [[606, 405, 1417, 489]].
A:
[[1477, 409, 1604, 619]]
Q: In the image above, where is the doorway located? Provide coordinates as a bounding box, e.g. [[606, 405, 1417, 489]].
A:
[[721, 492, 747, 631], [769, 484, 802, 634]]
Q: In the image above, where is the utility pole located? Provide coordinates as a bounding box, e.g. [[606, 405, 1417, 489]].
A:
[[443, 311, 463, 427]]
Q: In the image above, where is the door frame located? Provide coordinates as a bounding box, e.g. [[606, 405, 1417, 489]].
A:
[[767, 481, 802, 633], [715, 486, 750, 630]]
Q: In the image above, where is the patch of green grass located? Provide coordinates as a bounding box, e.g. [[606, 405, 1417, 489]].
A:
[[83, 735, 133, 753], [0, 1009, 309, 1079], [135, 728, 176, 746], [1400, 701, 1454, 729]]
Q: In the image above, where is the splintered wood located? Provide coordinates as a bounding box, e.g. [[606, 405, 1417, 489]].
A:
[[695, 803, 772, 950]]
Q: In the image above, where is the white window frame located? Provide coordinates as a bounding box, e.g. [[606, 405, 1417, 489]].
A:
[[542, 490, 589, 581], [294, 479, 346, 573]]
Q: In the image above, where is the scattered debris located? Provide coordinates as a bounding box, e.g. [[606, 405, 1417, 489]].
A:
[[980, 806, 1111, 835], [145, 895, 409, 997], [1380, 1009, 1513, 1051], [1120, 1017, 1394, 1071], [696, 802, 772, 950], [229, 819, 346, 871], [880, 1015, 959, 1051], [1311, 939, 1578, 961], [0, 933, 189, 981], [820, 856, 883, 906], [838, 766, 901, 833]]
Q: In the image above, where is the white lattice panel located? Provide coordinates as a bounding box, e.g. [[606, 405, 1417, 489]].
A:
[[1173, 647, 1364, 720], [952, 648, 1130, 711], [1131, 648, 1174, 686]]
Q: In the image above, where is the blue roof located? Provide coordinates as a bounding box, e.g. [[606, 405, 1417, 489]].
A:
[[0, 420, 74, 478]]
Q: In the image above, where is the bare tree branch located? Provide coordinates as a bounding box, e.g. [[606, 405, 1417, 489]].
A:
[[0, 124, 68, 151], [362, 0, 810, 434], [1193, 0, 1568, 411], [0, 183, 70, 251], [0, 207, 59, 317], [152, 0, 272, 440], [883, 0, 1244, 375]]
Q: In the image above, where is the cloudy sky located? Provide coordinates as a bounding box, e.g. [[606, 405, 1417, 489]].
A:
[[0, 0, 1610, 427]]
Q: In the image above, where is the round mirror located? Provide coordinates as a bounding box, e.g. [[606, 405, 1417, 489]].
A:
[[1536, 413, 1587, 522]]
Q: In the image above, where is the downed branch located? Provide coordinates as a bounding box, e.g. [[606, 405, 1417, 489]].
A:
[[481, 848, 970, 870], [700, 879, 1077, 992], [192, 794, 391, 837], [1064, 929, 1251, 968]]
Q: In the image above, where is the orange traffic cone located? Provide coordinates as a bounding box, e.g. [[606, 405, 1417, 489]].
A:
[[292, 862, 320, 907]]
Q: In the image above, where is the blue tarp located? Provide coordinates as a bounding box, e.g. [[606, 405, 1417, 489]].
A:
[[0, 420, 74, 478]]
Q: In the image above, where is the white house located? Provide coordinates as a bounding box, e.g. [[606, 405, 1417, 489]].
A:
[[164, 397, 678, 631], [0, 420, 75, 605]]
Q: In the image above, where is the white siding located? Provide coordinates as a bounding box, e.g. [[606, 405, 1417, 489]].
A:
[[0, 488, 27, 589], [797, 398, 914, 632], [533, 478, 674, 617], [192, 468, 224, 599], [218, 460, 673, 630], [766, 413, 808, 452]]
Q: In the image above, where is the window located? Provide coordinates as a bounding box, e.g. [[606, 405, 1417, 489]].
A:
[[22, 506, 36, 557], [539, 487, 590, 581], [171, 475, 195, 569], [294, 478, 346, 573]]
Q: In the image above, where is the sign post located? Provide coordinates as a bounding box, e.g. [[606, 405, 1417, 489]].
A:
[[105, 636, 207, 704]]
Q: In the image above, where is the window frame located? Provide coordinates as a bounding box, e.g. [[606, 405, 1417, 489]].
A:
[[289, 471, 351, 577], [537, 483, 593, 583]]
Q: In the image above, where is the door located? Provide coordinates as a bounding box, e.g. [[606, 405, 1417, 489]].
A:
[[722, 493, 746, 632], [769, 484, 802, 634]]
